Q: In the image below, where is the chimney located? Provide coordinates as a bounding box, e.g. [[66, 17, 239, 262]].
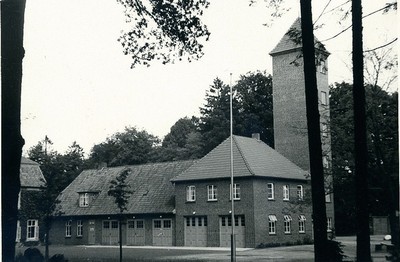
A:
[[252, 133, 260, 141]]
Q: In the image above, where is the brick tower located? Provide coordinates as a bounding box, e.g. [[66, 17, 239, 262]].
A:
[[270, 18, 334, 233]]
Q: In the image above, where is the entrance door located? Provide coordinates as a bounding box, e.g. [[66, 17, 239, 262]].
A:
[[102, 220, 119, 245], [127, 219, 145, 245], [219, 215, 245, 248], [184, 216, 207, 247], [88, 220, 96, 245], [152, 219, 172, 246]]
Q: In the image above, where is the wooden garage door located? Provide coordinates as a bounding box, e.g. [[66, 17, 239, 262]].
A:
[[184, 216, 207, 247], [102, 220, 119, 245], [127, 220, 145, 245], [219, 215, 245, 248], [152, 219, 172, 246]]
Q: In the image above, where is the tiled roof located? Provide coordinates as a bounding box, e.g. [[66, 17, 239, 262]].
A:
[[269, 17, 329, 56], [172, 136, 308, 182], [57, 160, 195, 216], [20, 157, 46, 188]]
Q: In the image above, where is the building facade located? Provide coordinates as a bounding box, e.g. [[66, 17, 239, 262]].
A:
[[270, 18, 335, 233], [17, 157, 47, 245]]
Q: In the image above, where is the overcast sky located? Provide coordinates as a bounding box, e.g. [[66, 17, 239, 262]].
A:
[[21, 0, 397, 155]]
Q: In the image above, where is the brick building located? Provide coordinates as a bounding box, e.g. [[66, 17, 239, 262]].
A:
[[172, 135, 312, 248], [49, 18, 334, 247], [269, 17, 335, 232], [17, 157, 47, 244]]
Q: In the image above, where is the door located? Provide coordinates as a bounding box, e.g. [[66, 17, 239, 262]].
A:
[[127, 219, 145, 245], [88, 220, 96, 245], [219, 215, 245, 248], [152, 219, 172, 246], [102, 220, 119, 245], [184, 216, 207, 247]]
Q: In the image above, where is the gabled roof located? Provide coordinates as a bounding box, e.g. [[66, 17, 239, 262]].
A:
[[269, 17, 329, 56], [172, 135, 308, 182], [57, 160, 195, 217], [20, 157, 46, 188]]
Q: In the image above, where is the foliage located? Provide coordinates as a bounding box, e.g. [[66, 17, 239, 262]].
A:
[[89, 126, 160, 167], [199, 72, 274, 155], [158, 117, 204, 161], [325, 240, 347, 262], [330, 82, 398, 235], [108, 168, 133, 214], [117, 0, 210, 67]]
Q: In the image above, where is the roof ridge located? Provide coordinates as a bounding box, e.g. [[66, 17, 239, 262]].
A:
[[233, 135, 255, 176]]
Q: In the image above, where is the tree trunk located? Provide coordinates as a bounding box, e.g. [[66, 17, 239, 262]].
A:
[[351, 0, 372, 261], [1, 0, 26, 261], [119, 216, 123, 262], [299, 1, 328, 261]]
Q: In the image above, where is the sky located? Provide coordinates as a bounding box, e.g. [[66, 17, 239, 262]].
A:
[[21, 0, 397, 155]]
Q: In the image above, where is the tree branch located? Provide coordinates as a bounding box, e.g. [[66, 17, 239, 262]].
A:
[[364, 38, 398, 53]]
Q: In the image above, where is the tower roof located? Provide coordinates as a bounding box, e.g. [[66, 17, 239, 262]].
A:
[[269, 17, 329, 56]]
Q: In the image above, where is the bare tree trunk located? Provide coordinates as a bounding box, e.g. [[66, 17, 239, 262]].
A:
[[299, 1, 328, 261], [351, 0, 372, 261], [119, 217, 123, 262], [1, 0, 26, 261]]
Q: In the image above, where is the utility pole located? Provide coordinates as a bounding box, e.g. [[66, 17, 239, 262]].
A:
[[230, 73, 236, 262]]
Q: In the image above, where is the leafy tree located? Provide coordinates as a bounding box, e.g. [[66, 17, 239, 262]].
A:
[[235, 71, 274, 147], [199, 78, 243, 154], [331, 82, 399, 255], [89, 126, 160, 167], [159, 117, 204, 161], [108, 168, 133, 262], [2, 0, 209, 259]]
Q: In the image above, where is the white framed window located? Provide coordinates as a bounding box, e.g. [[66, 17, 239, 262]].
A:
[[267, 183, 274, 200], [327, 217, 333, 232], [27, 219, 39, 241], [65, 221, 72, 237], [322, 123, 328, 138], [319, 60, 327, 74], [77, 220, 83, 237], [284, 215, 292, 234], [268, 215, 277, 235], [79, 193, 89, 207], [323, 156, 329, 168], [186, 186, 196, 202], [298, 215, 306, 233], [18, 191, 21, 210], [16, 220, 21, 242], [325, 192, 332, 203], [207, 185, 217, 201], [321, 91, 328, 105], [230, 183, 241, 200], [297, 185, 304, 200], [283, 185, 290, 200]]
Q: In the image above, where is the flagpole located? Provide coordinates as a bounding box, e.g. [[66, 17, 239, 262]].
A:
[[230, 72, 236, 262]]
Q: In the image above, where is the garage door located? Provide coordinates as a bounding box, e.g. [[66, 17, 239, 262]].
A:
[[184, 216, 207, 247], [153, 219, 172, 246], [219, 215, 245, 248], [127, 219, 145, 245], [102, 220, 119, 245]]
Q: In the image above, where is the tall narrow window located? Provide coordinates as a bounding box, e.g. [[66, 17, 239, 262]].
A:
[[16, 220, 21, 242], [79, 193, 89, 207], [27, 219, 39, 241], [207, 185, 217, 201], [284, 215, 292, 234], [321, 91, 328, 105], [325, 192, 332, 203], [327, 217, 333, 232], [297, 185, 304, 200], [283, 185, 290, 200], [268, 215, 277, 235], [298, 215, 306, 233], [230, 183, 241, 200], [186, 186, 196, 202], [267, 183, 274, 200], [65, 221, 72, 237], [77, 220, 83, 237]]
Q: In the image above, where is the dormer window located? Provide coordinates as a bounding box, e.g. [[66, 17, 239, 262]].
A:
[[79, 193, 89, 207]]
